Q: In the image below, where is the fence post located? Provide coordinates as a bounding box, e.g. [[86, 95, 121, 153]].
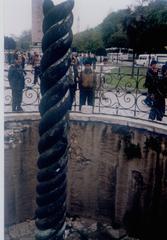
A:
[[98, 64, 103, 113], [134, 67, 140, 117], [35, 0, 74, 239]]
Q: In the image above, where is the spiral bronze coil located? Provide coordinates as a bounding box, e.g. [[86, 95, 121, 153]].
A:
[[35, 0, 74, 239]]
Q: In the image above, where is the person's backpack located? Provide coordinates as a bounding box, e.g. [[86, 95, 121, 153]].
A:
[[81, 72, 95, 88]]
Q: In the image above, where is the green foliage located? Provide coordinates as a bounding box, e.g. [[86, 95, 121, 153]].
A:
[[16, 30, 32, 50], [109, 31, 128, 48], [4, 36, 16, 50], [124, 0, 167, 53], [96, 47, 107, 56], [101, 9, 129, 48], [73, 0, 167, 54], [72, 27, 104, 53]]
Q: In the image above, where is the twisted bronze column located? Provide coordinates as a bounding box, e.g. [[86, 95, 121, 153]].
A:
[[35, 1, 74, 239]]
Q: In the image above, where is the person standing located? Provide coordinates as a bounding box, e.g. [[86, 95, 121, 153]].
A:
[[144, 60, 165, 121], [87, 53, 93, 66], [8, 56, 26, 112], [144, 60, 158, 107], [79, 59, 96, 111], [13, 50, 20, 61], [91, 54, 97, 70], [68, 64, 76, 107], [71, 55, 79, 90], [21, 52, 26, 69], [161, 61, 167, 78], [149, 83, 166, 121], [27, 51, 32, 64], [32, 52, 41, 84], [7, 51, 13, 65]]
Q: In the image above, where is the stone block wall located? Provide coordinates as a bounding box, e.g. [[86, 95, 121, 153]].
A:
[[5, 114, 40, 226], [68, 115, 167, 238]]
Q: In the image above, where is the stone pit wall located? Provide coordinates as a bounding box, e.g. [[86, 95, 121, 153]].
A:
[[68, 114, 167, 237], [4, 113, 167, 238], [4, 113, 40, 226]]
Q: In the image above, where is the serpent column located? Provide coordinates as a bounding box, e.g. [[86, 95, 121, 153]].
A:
[[35, 0, 74, 239]]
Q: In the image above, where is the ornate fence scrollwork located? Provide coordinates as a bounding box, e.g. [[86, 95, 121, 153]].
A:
[[4, 64, 166, 122], [90, 65, 156, 118], [35, 0, 74, 240]]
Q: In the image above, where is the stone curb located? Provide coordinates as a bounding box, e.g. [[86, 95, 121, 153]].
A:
[[69, 112, 167, 135]]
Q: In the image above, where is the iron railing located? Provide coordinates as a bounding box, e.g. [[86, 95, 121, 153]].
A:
[[4, 65, 167, 123]]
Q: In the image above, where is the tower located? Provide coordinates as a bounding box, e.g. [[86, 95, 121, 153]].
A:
[[31, 0, 43, 49]]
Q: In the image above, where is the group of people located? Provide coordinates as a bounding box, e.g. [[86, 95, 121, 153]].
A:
[[144, 60, 167, 121], [69, 55, 167, 119], [6, 50, 40, 66], [71, 53, 97, 70], [7, 50, 166, 120], [7, 51, 97, 112]]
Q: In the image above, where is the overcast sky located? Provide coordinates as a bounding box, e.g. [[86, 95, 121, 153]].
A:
[[4, 0, 136, 37]]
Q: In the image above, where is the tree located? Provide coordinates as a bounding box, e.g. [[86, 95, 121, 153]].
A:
[[124, 1, 167, 53], [96, 47, 107, 56], [4, 36, 16, 50], [101, 9, 129, 48], [135, 0, 151, 6], [17, 30, 32, 50], [123, 12, 147, 53], [144, 0, 167, 52], [73, 0, 167, 57], [108, 31, 128, 48], [72, 27, 104, 53], [123, 0, 167, 75]]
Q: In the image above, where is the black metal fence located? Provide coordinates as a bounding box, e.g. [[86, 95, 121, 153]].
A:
[[4, 65, 167, 123]]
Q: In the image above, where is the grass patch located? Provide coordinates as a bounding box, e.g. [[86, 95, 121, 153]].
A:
[[104, 66, 147, 90]]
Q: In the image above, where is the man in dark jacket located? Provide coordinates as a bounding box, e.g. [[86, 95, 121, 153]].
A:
[[144, 60, 165, 121], [161, 62, 167, 97], [8, 56, 26, 112], [161, 61, 167, 78], [144, 60, 158, 107]]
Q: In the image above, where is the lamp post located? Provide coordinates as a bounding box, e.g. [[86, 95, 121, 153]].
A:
[[35, 1, 74, 239]]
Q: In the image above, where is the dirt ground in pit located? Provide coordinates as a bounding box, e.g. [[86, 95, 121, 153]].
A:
[[5, 217, 140, 240]]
